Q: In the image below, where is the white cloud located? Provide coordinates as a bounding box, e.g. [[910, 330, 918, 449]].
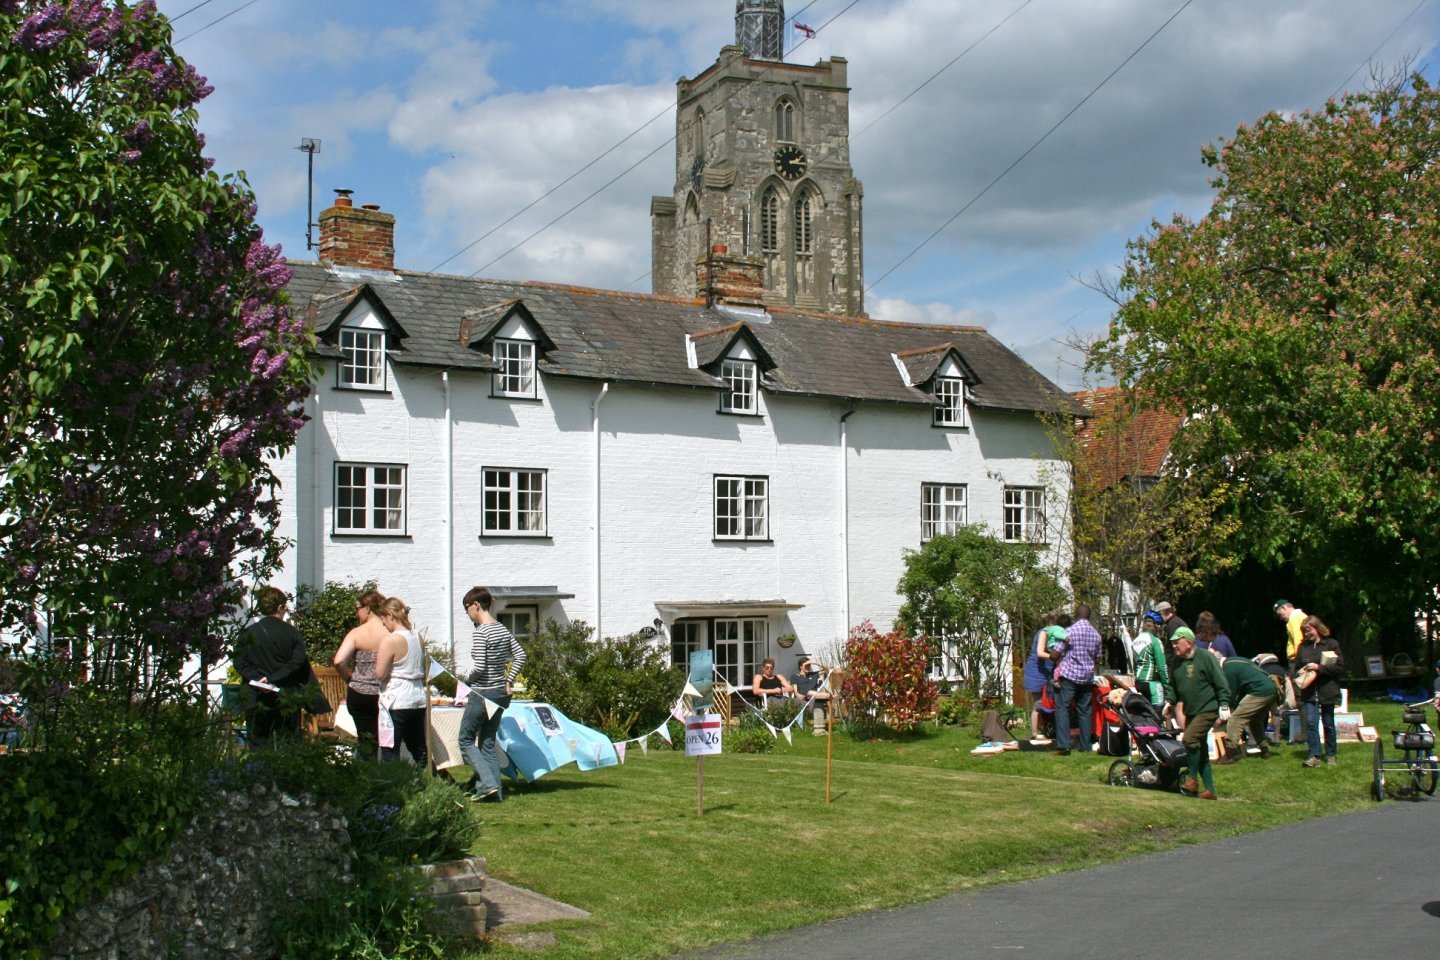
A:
[[155, 0, 1440, 383]]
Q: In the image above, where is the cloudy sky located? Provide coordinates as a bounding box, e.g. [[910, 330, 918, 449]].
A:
[[155, 0, 1439, 388]]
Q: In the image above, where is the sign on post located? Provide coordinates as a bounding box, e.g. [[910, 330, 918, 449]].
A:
[[685, 713, 722, 816], [684, 714, 722, 757]]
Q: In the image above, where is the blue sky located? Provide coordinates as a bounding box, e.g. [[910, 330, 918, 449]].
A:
[[156, 0, 1440, 388]]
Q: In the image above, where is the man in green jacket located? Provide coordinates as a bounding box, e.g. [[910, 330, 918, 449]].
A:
[[1215, 655, 1277, 763], [1162, 627, 1232, 799]]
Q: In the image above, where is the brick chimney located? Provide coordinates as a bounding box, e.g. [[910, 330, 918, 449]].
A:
[[696, 245, 766, 309], [318, 189, 395, 271]]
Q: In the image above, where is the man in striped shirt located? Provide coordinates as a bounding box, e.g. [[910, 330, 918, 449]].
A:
[[457, 586, 527, 802]]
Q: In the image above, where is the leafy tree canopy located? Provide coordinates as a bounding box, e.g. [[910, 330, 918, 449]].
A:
[[896, 525, 1065, 693], [1092, 73, 1440, 619], [0, 1, 311, 708]]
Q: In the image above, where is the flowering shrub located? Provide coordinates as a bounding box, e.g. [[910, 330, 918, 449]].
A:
[[0, 1, 312, 735], [837, 621, 939, 735]]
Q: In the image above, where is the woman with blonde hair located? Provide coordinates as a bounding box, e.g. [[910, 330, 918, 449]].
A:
[[375, 598, 429, 767], [333, 588, 387, 760]]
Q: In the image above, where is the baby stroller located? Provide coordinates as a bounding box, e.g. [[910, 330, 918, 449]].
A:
[[1105, 690, 1191, 793]]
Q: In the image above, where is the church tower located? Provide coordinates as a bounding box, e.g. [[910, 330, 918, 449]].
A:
[[651, 1, 865, 316]]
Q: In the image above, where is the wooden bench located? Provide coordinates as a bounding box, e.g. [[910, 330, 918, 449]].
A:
[[302, 666, 350, 739]]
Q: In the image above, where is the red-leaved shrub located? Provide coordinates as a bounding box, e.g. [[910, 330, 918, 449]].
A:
[[838, 621, 939, 734]]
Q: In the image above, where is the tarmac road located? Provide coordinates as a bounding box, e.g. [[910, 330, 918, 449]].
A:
[[679, 791, 1440, 959]]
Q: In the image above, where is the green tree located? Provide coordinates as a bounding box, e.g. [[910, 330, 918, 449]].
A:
[[896, 525, 1065, 696], [0, 1, 312, 738], [1066, 388, 1240, 617], [1093, 73, 1440, 624], [520, 620, 681, 739], [292, 580, 378, 666]]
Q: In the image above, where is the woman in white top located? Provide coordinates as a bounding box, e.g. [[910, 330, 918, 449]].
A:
[[375, 597, 428, 767]]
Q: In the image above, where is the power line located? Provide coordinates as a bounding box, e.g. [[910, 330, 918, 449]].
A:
[[1328, 0, 1431, 101], [867, 0, 1196, 294], [170, 0, 221, 23], [852, 0, 1035, 140], [459, 0, 866, 279], [174, 0, 264, 44], [625, 0, 1035, 290]]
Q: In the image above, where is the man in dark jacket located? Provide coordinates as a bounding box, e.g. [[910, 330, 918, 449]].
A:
[[233, 585, 311, 747], [1294, 615, 1345, 767], [1162, 627, 1231, 799]]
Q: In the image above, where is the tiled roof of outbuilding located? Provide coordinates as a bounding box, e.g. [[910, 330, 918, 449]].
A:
[[286, 261, 1081, 415]]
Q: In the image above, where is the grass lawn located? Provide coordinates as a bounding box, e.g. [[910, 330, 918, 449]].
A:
[[472, 698, 1415, 959]]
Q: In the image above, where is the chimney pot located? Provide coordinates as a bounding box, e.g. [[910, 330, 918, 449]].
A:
[[362, 203, 380, 211], [712, 244, 728, 254], [333, 188, 354, 208]]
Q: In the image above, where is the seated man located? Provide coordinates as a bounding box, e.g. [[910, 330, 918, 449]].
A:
[[752, 657, 795, 704], [790, 657, 832, 734]]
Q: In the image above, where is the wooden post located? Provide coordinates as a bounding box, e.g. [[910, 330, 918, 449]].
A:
[[697, 754, 704, 816], [825, 705, 833, 804]]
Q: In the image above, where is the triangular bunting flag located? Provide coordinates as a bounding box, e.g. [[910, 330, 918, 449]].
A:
[[764, 721, 777, 737], [615, 741, 627, 764], [639, 738, 649, 756], [682, 681, 702, 699], [656, 723, 672, 744], [483, 696, 501, 719], [566, 738, 578, 755], [671, 702, 688, 724], [782, 726, 793, 745]]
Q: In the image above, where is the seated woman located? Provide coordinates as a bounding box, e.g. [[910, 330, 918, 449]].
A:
[[752, 658, 795, 702]]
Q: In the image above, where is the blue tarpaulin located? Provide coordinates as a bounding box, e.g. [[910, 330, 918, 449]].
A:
[[498, 700, 620, 782]]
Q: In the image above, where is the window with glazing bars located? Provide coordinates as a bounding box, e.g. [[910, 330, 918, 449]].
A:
[[714, 475, 768, 540]]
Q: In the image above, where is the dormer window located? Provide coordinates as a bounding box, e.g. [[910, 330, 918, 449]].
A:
[[719, 358, 758, 414], [933, 376, 965, 427], [338, 328, 386, 390], [493, 338, 536, 398]]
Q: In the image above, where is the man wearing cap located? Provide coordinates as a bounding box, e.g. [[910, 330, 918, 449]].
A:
[[1154, 601, 1187, 658], [1273, 600, 1307, 665], [1214, 655, 1276, 762], [1162, 626, 1231, 799], [1050, 604, 1102, 756]]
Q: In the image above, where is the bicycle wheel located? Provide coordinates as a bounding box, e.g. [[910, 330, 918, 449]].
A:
[[1371, 739, 1385, 802], [1408, 752, 1438, 796], [1107, 758, 1136, 788]]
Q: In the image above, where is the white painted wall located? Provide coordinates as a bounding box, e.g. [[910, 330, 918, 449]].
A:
[[269, 354, 1070, 678]]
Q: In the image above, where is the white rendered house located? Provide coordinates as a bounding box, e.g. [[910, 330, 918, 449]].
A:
[[270, 196, 1076, 687]]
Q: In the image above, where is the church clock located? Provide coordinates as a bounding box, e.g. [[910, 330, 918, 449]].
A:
[[773, 145, 808, 180]]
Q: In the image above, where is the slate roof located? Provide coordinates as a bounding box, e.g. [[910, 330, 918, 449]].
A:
[[286, 261, 1081, 416]]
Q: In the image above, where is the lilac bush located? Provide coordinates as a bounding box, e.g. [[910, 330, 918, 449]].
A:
[[0, 1, 312, 730]]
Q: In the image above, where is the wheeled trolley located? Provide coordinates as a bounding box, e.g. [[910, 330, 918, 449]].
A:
[[1370, 705, 1438, 801]]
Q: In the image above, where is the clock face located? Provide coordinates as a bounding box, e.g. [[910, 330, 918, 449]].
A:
[[774, 145, 807, 180]]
